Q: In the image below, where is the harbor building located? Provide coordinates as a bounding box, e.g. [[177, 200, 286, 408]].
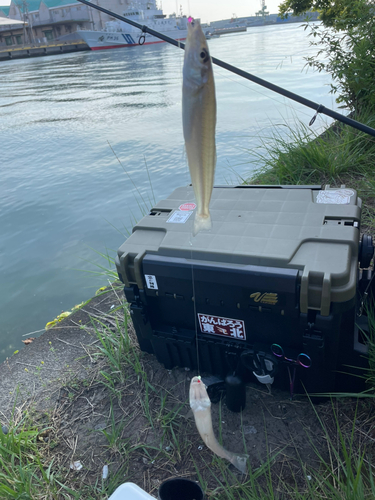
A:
[[0, 0, 320, 54], [0, 0, 129, 48]]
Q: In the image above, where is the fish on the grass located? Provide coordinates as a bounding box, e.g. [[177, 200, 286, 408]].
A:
[[182, 18, 217, 237], [189, 376, 248, 473]]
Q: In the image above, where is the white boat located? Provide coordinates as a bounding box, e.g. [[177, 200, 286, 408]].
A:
[[77, 1, 188, 51]]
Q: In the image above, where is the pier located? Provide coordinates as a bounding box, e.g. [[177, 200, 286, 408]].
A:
[[0, 40, 89, 61]]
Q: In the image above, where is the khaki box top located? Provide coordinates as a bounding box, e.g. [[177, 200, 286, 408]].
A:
[[116, 186, 361, 316]]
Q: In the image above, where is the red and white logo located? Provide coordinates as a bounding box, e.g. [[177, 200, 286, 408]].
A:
[[198, 313, 246, 340], [179, 203, 196, 211]]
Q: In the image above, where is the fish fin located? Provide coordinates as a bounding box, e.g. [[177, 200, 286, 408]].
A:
[[230, 453, 248, 474], [192, 213, 212, 237]]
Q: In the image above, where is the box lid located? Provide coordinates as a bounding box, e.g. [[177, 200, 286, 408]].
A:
[[116, 186, 360, 316]]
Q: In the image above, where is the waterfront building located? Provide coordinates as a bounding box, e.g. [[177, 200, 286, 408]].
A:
[[0, 5, 9, 16], [0, 0, 130, 48]]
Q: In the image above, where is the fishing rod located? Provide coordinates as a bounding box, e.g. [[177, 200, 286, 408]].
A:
[[76, 0, 375, 138]]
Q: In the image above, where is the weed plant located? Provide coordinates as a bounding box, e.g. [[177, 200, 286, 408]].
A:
[[0, 408, 73, 499], [248, 111, 375, 232]]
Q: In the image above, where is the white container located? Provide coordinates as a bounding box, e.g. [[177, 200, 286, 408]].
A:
[[108, 482, 156, 500]]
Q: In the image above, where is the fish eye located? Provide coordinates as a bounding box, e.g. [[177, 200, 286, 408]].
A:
[[199, 48, 209, 63]]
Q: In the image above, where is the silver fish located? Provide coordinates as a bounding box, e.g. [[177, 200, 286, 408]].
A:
[[189, 376, 248, 473], [182, 18, 216, 237]]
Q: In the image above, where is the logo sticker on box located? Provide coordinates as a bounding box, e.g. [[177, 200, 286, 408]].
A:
[[179, 203, 196, 211], [198, 313, 246, 340]]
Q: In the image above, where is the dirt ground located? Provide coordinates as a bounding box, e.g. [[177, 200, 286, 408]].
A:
[[1, 288, 375, 498], [48, 342, 375, 497]]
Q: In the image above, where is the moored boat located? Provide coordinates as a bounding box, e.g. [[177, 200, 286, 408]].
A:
[[77, 0, 188, 50]]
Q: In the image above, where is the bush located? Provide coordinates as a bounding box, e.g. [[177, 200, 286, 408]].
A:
[[303, 1, 375, 111]]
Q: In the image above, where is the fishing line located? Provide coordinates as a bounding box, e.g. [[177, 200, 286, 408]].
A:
[[76, 0, 375, 138], [190, 241, 201, 375]]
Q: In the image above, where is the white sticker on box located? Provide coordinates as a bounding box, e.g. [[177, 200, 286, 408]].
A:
[[316, 189, 354, 204], [166, 210, 193, 224], [145, 274, 158, 290], [198, 313, 246, 340]]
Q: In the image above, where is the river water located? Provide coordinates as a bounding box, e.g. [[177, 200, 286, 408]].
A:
[[0, 23, 338, 362]]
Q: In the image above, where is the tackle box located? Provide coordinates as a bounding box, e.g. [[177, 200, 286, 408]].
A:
[[116, 185, 374, 395]]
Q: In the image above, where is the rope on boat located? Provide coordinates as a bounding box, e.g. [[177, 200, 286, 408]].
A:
[[76, 0, 375, 139]]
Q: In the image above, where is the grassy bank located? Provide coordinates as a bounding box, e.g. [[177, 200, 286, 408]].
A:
[[247, 111, 375, 234]]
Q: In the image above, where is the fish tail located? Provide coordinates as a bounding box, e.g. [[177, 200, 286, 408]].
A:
[[230, 453, 248, 474], [193, 213, 212, 237]]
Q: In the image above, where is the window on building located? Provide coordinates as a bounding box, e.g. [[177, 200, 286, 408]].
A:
[[5, 36, 12, 46], [16, 35, 22, 44], [43, 30, 53, 40]]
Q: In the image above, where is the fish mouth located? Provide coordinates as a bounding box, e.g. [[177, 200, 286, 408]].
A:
[[191, 376, 202, 384]]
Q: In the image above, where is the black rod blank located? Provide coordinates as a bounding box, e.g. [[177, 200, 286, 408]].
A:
[[76, 0, 375, 138]]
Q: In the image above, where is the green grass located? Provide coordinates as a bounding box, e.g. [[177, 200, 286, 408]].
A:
[[247, 111, 375, 233], [0, 407, 74, 499]]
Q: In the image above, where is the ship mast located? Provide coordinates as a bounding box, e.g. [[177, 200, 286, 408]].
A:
[[256, 0, 269, 19]]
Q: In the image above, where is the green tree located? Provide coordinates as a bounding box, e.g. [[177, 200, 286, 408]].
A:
[[279, 0, 375, 111], [278, 0, 370, 29]]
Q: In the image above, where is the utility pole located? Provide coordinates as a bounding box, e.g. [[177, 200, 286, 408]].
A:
[[14, 0, 35, 45]]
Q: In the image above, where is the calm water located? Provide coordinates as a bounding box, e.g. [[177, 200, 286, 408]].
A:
[[0, 23, 339, 362]]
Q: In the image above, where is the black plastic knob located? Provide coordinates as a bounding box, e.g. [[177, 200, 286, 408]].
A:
[[359, 234, 374, 269]]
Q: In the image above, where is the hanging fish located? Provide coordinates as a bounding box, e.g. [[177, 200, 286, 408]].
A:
[[189, 376, 248, 473], [182, 18, 217, 237]]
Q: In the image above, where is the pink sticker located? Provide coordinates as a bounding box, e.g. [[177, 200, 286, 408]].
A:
[[198, 313, 246, 340], [179, 203, 196, 211]]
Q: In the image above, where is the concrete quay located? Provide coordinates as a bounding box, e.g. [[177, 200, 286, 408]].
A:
[[0, 40, 89, 61]]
